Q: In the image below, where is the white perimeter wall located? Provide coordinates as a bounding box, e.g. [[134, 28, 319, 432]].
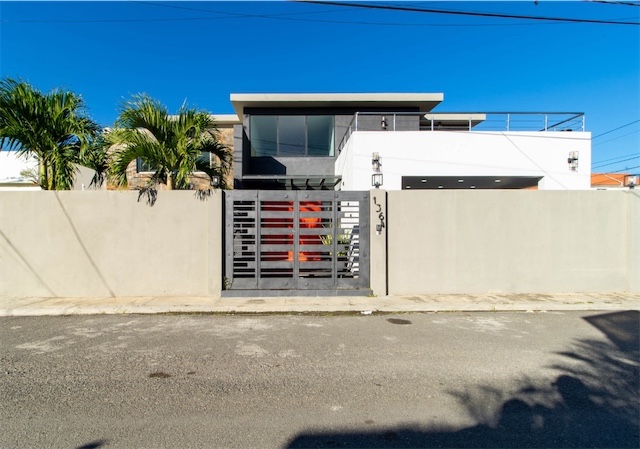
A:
[[336, 131, 591, 190], [0, 191, 222, 298], [383, 190, 638, 294]]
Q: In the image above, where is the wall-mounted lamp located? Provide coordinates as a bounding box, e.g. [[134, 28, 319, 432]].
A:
[[372, 152, 381, 172], [372, 173, 383, 189], [372, 152, 383, 188], [210, 175, 221, 188], [568, 151, 579, 171], [381, 116, 388, 130]]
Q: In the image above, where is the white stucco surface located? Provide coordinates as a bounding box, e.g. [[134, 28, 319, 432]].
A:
[[0, 151, 39, 187], [336, 131, 591, 190]]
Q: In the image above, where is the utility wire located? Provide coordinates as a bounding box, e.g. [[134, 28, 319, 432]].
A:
[[593, 151, 640, 164], [586, 0, 640, 7], [592, 129, 640, 146], [592, 155, 639, 168], [5, 2, 638, 26], [298, 1, 640, 25], [610, 164, 640, 172], [592, 119, 640, 138]]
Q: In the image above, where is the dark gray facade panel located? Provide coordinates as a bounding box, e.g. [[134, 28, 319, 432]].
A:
[[355, 114, 419, 132], [248, 156, 335, 176], [233, 124, 244, 188]]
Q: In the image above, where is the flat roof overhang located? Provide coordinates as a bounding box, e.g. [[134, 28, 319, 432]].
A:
[[230, 93, 444, 117], [210, 114, 241, 128], [241, 174, 342, 190], [402, 175, 543, 190]]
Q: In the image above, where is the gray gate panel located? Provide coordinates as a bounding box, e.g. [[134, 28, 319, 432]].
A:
[[224, 190, 369, 293]]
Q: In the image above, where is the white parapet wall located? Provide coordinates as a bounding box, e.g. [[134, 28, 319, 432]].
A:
[[336, 130, 591, 190]]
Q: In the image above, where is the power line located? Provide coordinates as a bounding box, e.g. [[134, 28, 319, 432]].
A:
[[587, 0, 640, 7], [610, 164, 640, 172], [592, 119, 640, 138], [592, 155, 640, 168], [298, 1, 640, 25], [4, 2, 637, 27], [592, 129, 640, 146], [593, 151, 640, 164]]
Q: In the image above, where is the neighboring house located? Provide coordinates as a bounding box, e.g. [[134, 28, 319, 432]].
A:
[[0, 150, 105, 191], [0, 150, 40, 191], [229, 93, 592, 191], [591, 173, 638, 190]]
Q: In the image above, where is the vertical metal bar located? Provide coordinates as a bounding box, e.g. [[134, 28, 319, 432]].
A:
[[355, 112, 358, 131], [431, 115, 434, 131], [293, 191, 300, 288], [332, 193, 338, 286], [544, 114, 548, 131], [358, 192, 370, 289], [506, 113, 510, 132], [468, 115, 472, 131], [224, 192, 233, 288], [393, 114, 396, 131], [255, 191, 262, 289], [582, 115, 585, 132]]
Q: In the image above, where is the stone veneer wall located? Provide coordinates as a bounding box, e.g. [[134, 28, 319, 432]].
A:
[[116, 127, 235, 191]]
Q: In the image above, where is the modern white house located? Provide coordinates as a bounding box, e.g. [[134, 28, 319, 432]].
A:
[[2, 92, 593, 192], [230, 93, 591, 191]]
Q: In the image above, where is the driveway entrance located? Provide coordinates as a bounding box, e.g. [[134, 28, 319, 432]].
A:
[[223, 190, 370, 296]]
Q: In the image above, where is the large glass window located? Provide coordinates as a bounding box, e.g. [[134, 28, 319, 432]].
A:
[[250, 116, 277, 157], [307, 116, 334, 157], [250, 115, 334, 157], [278, 116, 306, 156]]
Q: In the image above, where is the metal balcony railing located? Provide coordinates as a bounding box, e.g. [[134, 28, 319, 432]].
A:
[[337, 111, 585, 154]]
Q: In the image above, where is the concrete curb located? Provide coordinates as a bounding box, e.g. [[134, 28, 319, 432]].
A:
[[1, 293, 639, 317]]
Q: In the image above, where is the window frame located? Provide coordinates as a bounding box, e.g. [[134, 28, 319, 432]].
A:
[[249, 115, 334, 158]]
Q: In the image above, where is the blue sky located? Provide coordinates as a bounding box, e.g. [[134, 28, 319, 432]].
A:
[[1, 1, 638, 172]]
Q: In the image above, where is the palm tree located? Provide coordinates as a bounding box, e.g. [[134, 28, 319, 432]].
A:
[[107, 94, 231, 191], [0, 78, 104, 190]]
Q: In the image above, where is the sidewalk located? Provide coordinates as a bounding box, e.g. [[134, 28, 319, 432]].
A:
[[1, 292, 639, 316]]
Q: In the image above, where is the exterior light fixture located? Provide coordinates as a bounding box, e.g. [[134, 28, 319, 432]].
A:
[[372, 152, 383, 188], [211, 175, 221, 188], [372, 152, 381, 172], [372, 173, 383, 189], [381, 116, 388, 130], [568, 151, 579, 171]]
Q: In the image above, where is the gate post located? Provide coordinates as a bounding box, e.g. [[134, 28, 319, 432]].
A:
[[370, 190, 388, 296]]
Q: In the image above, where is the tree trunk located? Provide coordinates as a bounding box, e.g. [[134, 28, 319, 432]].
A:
[[39, 160, 48, 190]]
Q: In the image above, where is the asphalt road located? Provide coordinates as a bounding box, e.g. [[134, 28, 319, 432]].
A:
[[1, 311, 638, 449]]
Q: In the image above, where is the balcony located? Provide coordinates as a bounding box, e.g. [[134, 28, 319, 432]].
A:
[[338, 112, 585, 154]]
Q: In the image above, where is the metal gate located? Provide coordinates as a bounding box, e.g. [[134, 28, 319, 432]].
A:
[[224, 190, 370, 295]]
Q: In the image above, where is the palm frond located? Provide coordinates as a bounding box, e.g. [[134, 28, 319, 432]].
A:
[[0, 77, 100, 190], [108, 94, 232, 192]]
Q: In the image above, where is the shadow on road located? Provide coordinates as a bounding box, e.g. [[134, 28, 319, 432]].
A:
[[287, 311, 640, 448], [75, 439, 108, 449]]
